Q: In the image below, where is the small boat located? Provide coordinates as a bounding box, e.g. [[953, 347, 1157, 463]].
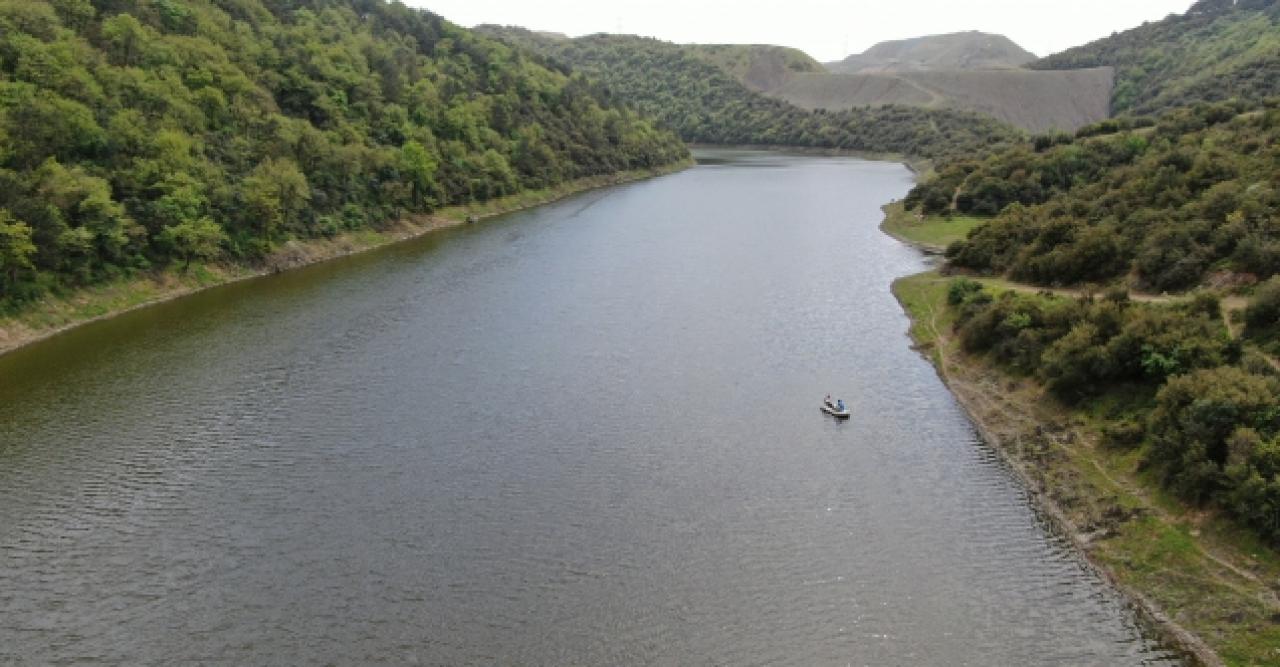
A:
[[821, 398, 851, 419]]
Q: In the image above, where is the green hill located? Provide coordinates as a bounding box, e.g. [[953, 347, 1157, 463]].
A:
[[1032, 0, 1280, 114], [476, 28, 1021, 161], [903, 101, 1280, 553], [912, 102, 1280, 292], [0, 0, 687, 306]]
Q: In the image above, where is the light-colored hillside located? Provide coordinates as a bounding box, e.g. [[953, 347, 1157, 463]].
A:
[[827, 31, 1036, 73], [771, 67, 1114, 133], [693, 44, 825, 91]]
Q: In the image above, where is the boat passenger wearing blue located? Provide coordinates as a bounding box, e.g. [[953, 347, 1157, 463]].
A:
[[837, 399, 845, 411]]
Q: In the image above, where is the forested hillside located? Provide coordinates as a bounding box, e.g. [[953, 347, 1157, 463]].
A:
[[910, 102, 1280, 292], [477, 28, 1022, 161], [903, 98, 1280, 542], [0, 0, 687, 307], [1032, 0, 1280, 114]]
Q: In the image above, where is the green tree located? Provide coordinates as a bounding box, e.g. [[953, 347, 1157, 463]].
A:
[[160, 217, 226, 271], [242, 158, 310, 244], [0, 210, 36, 296], [399, 140, 439, 210], [1149, 367, 1280, 502]]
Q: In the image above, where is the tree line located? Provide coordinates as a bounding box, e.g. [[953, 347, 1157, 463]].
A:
[[0, 0, 688, 306]]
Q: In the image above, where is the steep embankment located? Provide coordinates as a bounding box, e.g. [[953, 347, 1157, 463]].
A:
[[772, 67, 1114, 134], [1032, 0, 1280, 114], [0, 1, 688, 337], [476, 27, 1022, 161], [766, 31, 1115, 133]]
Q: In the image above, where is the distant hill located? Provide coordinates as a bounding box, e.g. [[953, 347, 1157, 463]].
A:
[[827, 31, 1036, 73], [476, 27, 1022, 161], [779, 32, 1111, 133], [768, 68, 1113, 134], [1032, 0, 1280, 114], [696, 44, 824, 91], [721, 31, 1107, 133]]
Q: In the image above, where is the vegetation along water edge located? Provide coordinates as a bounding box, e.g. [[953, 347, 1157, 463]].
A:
[[0, 0, 693, 357], [0, 161, 689, 358], [885, 105, 1280, 666], [891, 271, 1280, 666]]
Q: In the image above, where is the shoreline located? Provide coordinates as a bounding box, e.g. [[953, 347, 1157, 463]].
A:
[[878, 173, 1259, 666], [0, 161, 691, 360], [688, 143, 932, 174], [890, 274, 1215, 666], [889, 270, 1280, 667]]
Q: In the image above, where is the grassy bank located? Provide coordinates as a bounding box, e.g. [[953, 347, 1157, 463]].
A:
[[878, 201, 985, 253], [0, 161, 691, 358], [892, 270, 1280, 667]]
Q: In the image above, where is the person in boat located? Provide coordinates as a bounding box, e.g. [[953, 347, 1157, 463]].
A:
[[836, 399, 845, 411]]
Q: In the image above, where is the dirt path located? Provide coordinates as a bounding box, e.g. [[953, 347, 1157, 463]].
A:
[[976, 277, 1180, 304], [1221, 296, 1248, 338]]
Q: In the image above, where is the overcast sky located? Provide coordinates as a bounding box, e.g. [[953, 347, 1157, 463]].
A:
[[407, 0, 1194, 62]]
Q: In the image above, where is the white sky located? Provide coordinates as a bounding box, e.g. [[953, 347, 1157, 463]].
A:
[[407, 0, 1194, 62]]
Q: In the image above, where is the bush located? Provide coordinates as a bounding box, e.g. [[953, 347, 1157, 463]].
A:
[[1245, 276, 1280, 334], [1148, 367, 1280, 501], [1101, 419, 1145, 449], [947, 278, 984, 305]]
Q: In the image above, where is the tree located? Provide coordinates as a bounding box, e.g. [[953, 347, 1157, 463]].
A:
[[100, 14, 147, 67], [398, 140, 439, 210], [1245, 276, 1280, 335], [159, 217, 226, 271], [0, 210, 36, 297], [32, 158, 143, 273], [1148, 367, 1280, 501], [242, 158, 310, 244]]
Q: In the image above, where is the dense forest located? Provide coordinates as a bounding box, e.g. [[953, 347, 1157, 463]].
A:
[[477, 28, 1022, 162], [0, 0, 687, 307], [1032, 0, 1280, 114], [906, 102, 1280, 292]]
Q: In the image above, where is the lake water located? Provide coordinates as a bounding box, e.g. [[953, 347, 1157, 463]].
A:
[[0, 151, 1179, 664]]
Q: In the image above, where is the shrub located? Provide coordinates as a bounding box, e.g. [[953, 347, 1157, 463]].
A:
[[1101, 419, 1145, 449], [947, 278, 984, 305], [1245, 276, 1280, 334]]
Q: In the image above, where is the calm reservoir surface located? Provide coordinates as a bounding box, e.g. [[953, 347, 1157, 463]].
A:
[[0, 151, 1179, 665]]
